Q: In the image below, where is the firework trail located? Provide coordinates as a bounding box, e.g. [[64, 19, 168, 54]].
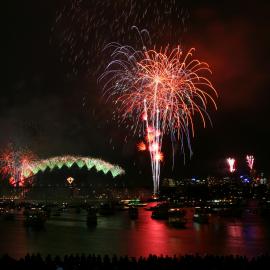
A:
[[51, 0, 188, 76], [246, 155, 254, 171], [0, 145, 36, 187], [227, 158, 236, 173], [100, 28, 217, 194]]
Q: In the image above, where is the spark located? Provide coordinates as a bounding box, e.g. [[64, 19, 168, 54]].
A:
[[52, 0, 188, 76], [137, 142, 147, 151], [154, 152, 164, 162]]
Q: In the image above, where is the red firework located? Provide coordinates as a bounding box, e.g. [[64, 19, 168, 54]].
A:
[[137, 141, 147, 151], [227, 158, 236, 173], [101, 34, 217, 194], [0, 145, 36, 187], [246, 155, 254, 171]]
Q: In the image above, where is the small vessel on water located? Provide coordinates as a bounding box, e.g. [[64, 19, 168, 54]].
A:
[[260, 200, 270, 218], [24, 208, 47, 228], [168, 208, 187, 228], [99, 202, 115, 216], [208, 199, 243, 218], [118, 199, 147, 211], [51, 207, 64, 217], [128, 206, 139, 220], [0, 208, 15, 221], [127, 198, 147, 207], [193, 207, 210, 224], [87, 209, 97, 227], [151, 203, 170, 220]]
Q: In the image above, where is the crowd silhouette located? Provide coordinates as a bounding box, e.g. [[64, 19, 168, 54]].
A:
[[1, 253, 270, 270]]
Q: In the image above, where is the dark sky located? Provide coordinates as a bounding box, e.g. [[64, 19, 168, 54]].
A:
[[6, 0, 270, 185]]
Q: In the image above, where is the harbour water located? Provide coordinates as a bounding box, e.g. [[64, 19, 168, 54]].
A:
[[0, 207, 270, 259]]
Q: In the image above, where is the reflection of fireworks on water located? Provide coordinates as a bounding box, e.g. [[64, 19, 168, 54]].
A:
[[227, 158, 236, 173], [101, 29, 217, 194], [0, 145, 36, 187], [246, 155, 254, 171]]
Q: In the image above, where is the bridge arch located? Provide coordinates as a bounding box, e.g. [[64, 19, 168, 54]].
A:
[[22, 155, 125, 179]]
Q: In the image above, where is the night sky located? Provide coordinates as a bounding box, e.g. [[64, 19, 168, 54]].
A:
[[6, 0, 270, 185]]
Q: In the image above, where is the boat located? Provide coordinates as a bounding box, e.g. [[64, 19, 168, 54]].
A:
[[151, 203, 170, 220], [168, 208, 187, 228], [0, 209, 15, 221], [52, 208, 63, 217], [127, 198, 147, 207], [260, 200, 270, 218], [0, 207, 4, 216], [116, 200, 130, 211], [216, 206, 243, 218], [24, 210, 47, 228], [41, 205, 52, 218], [144, 202, 160, 211], [87, 209, 97, 227], [193, 207, 209, 224], [128, 206, 139, 219], [208, 199, 243, 217], [99, 202, 115, 216]]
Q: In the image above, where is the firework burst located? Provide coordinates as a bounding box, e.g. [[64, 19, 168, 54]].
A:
[[100, 30, 217, 194], [246, 155, 254, 171], [0, 145, 36, 187], [227, 157, 236, 173]]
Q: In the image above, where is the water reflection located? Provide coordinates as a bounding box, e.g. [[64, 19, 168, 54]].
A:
[[225, 218, 268, 255], [0, 208, 269, 259], [127, 210, 170, 256]]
